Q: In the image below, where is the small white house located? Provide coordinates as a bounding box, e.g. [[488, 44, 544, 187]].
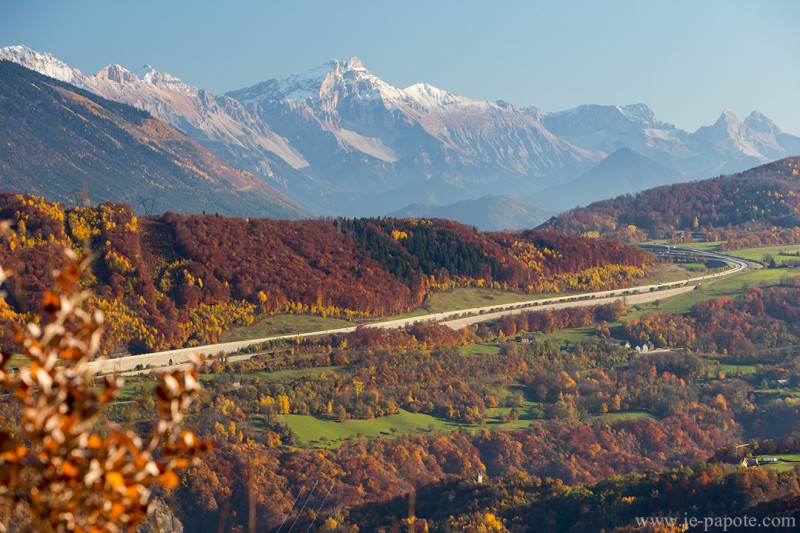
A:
[[740, 457, 756, 468]]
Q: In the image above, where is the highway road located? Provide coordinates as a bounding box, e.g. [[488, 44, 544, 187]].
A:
[[92, 247, 751, 375]]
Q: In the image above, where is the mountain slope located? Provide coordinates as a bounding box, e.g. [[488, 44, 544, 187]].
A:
[[542, 104, 800, 179], [541, 104, 693, 167], [0, 47, 602, 215], [690, 109, 784, 175], [542, 156, 800, 241], [536, 148, 682, 211], [0, 46, 317, 206], [226, 58, 601, 214], [3, 45, 799, 221], [81, 63, 311, 173], [0, 45, 86, 86], [0, 60, 308, 218], [388, 195, 553, 231]]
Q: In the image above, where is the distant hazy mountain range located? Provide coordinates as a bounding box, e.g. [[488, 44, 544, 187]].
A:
[[2, 45, 799, 228], [388, 195, 553, 232], [536, 148, 682, 212]]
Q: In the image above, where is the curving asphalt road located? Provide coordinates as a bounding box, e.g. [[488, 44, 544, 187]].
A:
[[93, 248, 751, 375]]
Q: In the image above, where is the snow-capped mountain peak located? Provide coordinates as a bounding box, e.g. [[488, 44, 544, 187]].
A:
[[0, 44, 80, 85], [341, 57, 364, 70], [542, 103, 665, 134], [402, 82, 459, 108], [132, 64, 196, 95], [95, 64, 138, 84], [4, 45, 800, 220], [135, 64, 163, 84], [227, 57, 404, 103], [717, 108, 741, 125], [227, 60, 334, 102], [692, 109, 774, 162], [706, 109, 750, 140], [745, 111, 782, 135], [615, 103, 658, 124], [318, 57, 391, 97], [79, 63, 197, 97]]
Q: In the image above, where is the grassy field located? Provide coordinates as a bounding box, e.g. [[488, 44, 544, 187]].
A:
[[633, 263, 699, 286], [459, 344, 502, 356], [677, 242, 800, 262], [219, 314, 354, 342], [725, 245, 800, 263], [679, 241, 724, 252], [282, 385, 550, 447], [592, 411, 658, 422], [627, 266, 792, 317], [283, 410, 476, 447], [542, 326, 598, 345], [115, 378, 155, 402], [376, 287, 554, 323], [283, 410, 549, 448], [764, 463, 798, 472], [775, 454, 800, 462], [715, 363, 758, 375], [420, 287, 551, 313], [280, 404, 661, 447], [200, 365, 348, 384]]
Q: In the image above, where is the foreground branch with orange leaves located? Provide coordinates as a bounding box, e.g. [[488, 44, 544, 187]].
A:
[[0, 246, 210, 532]]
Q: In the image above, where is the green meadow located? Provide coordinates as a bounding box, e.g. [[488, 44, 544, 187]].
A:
[[219, 314, 354, 342]]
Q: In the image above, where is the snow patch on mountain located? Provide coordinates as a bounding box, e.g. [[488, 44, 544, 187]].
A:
[[399, 82, 490, 113]]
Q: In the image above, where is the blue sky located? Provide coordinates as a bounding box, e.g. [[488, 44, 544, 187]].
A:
[[2, 0, 798, 133]]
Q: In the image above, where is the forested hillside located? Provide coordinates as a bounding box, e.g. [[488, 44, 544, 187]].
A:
[[0, 193, 653, 353], [544, 156, 800, 248], [87, 282, 800, 531], [6, 195, 800, 531], [345, 457, 800, 531]]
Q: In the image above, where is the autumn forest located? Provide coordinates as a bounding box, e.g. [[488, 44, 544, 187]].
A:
[[5, 160, 800, 531]]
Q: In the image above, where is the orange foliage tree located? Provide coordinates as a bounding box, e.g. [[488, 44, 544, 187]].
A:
[[0, 247, 209, 532]]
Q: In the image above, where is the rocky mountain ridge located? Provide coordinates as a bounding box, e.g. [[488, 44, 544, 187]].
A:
[[0, 59, 308, 219], [3, 45, 799, 225]]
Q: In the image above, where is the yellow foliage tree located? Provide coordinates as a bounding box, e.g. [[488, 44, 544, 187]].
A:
[[0, 247, 210, 532]]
